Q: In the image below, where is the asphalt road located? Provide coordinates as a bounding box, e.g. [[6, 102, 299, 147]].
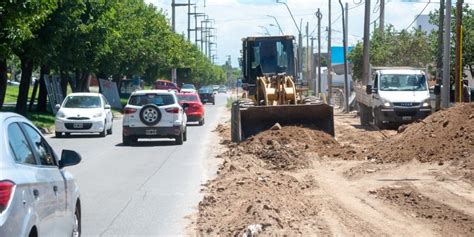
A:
[[47, 93, 229, 236]]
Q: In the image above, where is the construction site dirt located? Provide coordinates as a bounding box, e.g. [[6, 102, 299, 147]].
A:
[[192, 103, 474, 236]]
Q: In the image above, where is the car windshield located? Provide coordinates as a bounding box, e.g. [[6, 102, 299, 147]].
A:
[[379, 74, 427, 91], [63, 96, 101, 108], [128, 94, 175, 106], [199, 88, 212, 93], [177, 94, 199, 102], [182, 84, 195, 89]]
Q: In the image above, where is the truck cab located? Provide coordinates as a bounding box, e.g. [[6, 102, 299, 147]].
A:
[[362, 68, 432, 127]]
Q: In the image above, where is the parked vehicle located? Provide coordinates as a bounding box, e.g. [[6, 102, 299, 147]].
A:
[[218, 85, 227, 93], [181, 84, 196, 93], [0, 112, 82, 237], [211, 85, 219, 94], [355, 67, 432, 128], [55, 93, 114, 137], [122, 90, 188, 145], [153, 80, 180, 92], [198, 87, 215, 105], [177, 92, 205, 125]]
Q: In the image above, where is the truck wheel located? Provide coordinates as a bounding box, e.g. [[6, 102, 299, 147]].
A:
[[359, 104, 369, 126], [374, 113, 385, 129]]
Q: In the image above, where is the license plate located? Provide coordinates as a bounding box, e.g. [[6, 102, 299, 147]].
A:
[[73, 123, 83, 129], [402, 116, 412, 121], [146, 129, 157, 135]]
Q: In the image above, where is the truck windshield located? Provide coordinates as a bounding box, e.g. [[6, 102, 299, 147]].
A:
[[379, 74, 427, 91], [251, 39, 293, 75]]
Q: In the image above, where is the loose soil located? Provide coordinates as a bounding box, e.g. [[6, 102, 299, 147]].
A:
[[192, 103, 474, 236]]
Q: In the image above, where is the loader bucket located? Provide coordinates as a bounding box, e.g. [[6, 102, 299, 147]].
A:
[[231, 102, 334, 142]]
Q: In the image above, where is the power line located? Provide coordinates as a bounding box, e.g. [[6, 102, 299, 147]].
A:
[[405, 0, 432, 30]]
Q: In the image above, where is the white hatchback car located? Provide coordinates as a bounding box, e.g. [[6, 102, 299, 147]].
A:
[[55, 93, 113, 137], [122, 90, 187, 145], [0, 112, 82, 237]]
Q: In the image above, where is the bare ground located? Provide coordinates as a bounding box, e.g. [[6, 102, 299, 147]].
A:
[[191, 104, 474, 236]]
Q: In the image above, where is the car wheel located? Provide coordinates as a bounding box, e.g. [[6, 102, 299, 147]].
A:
[[107, 122, 113, 135], [212, 100, 215, 105], [55, 132, 62, 138], [123, 135, 131, 146], [199, 118, 205, 126], [72, 203, 81, 237], [183, 127, 187, 141], [99, 120, 107, 137], [175, 131, 184, 145]]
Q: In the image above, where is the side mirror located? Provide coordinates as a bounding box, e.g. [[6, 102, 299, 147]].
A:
[[59, 150, 81, 169], [182, 103, 189, 110], [55, 104, 61, 110], [105, 105, 111, 110], [366, 85, 373, 94]]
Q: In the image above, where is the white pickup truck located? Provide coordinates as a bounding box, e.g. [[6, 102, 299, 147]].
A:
[[355, 67, 432, 127]]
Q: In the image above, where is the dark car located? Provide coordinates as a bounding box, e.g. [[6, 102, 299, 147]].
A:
[[153, 80, 180, 92], [198, 87, 215, 105]]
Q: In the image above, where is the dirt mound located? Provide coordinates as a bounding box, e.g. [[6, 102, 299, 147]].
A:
[[237, 126, 356, 170], [375, 185, 474, 235], [195, 126, 349, 235], [367, 103, 474, 164]]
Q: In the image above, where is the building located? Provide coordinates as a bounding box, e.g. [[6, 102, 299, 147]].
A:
[[416, 15, 437, 33]]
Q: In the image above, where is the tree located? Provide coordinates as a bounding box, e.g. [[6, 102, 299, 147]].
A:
[[349, 25, 432, 82], [0, 0, 56, 110], [429, 4, 474, 76]]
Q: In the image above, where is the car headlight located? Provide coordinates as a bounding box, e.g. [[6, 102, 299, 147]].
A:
[[93, 111, 104, 118], [381, 99, 392, 107], [422, 99, 431, 107], [56, 111, 66, 118]]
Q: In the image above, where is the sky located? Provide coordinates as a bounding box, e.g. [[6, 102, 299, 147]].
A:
[[145, 0, 474, 66]]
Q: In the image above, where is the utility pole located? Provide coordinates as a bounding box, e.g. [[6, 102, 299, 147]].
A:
[[339, 0, 350, 112], [380, 0, 385, 33], [306, 22, 310, 86], [310, 37, 315, 93], [454, 0, 464, 103], [316, 9, 322, 95], [442, 0, 452, 108], [171, 0, 192, 83], [362, 0, 371, 85], [190, 6, 205, 45], [435, 0, 445, 111], [327, 0, 333, 104]]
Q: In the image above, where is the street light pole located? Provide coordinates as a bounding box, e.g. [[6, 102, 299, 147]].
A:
[[316, 9, 322, 95], [327, 0, 333, 105], [339, 0, 349, 112], [266, 15, 284, 35], [258, 25, 271, 36], [276, 0, 302, 82]]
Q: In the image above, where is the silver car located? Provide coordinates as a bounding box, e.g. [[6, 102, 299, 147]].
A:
[[0, 112, 82, 236]]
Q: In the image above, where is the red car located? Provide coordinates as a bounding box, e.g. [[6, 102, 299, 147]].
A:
[[177, 92, 205, 125], [154, 80, 180, 92]]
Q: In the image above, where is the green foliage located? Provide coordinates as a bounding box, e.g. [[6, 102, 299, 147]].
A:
[[349, 26, 432, 81], [2, 0, 223, 98], [429, 5, 474, 74]]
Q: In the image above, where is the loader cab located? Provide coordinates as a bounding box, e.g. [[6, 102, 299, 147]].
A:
[[242, 36, 296, 89]]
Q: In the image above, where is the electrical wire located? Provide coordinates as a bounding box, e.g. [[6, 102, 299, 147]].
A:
[[405, 0, 432, 30]]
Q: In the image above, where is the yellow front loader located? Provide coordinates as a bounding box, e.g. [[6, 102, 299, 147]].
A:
[[231, 36, 334, 142]]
